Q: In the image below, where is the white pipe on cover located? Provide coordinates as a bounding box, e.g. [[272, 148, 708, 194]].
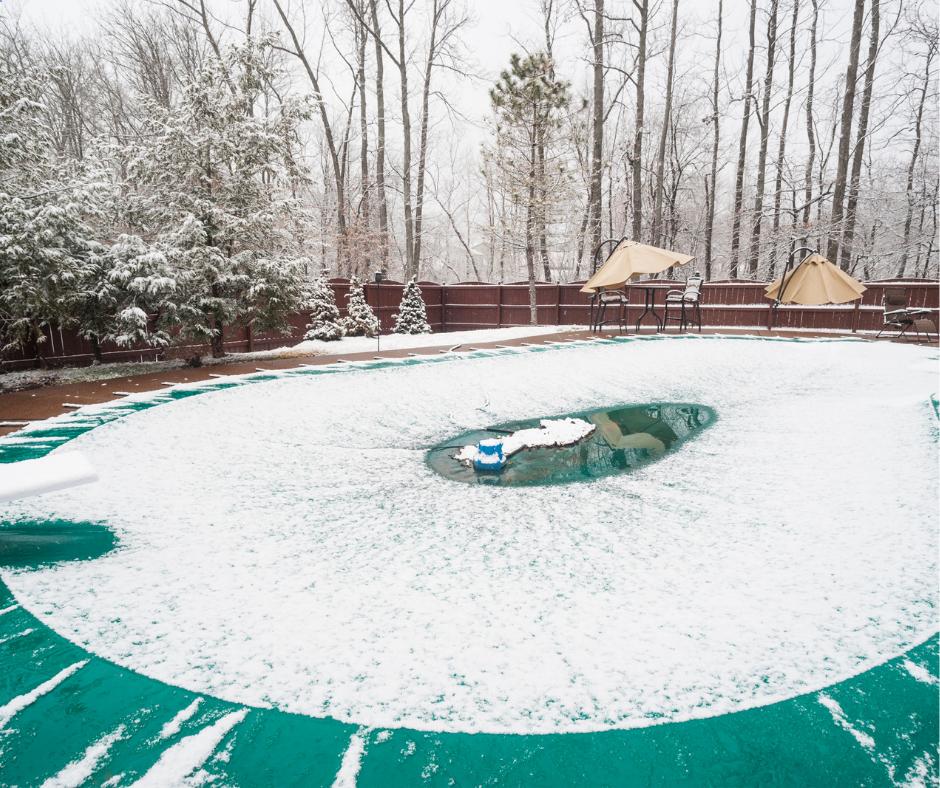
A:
[[0, 453, 99, 504]]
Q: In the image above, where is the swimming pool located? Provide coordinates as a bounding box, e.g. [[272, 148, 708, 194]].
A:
[[1, 336, 937, 785]]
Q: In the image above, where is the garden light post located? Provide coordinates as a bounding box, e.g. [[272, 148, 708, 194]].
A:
[[374, 270, 384, 353]]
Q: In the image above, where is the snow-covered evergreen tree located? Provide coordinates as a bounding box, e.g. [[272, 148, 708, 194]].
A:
[[0, 66, 103, 365], [304, 270, 345, 341], [119, 37, 312, 357], [343, 276, 379, 337], [393, 277, 432, 334]]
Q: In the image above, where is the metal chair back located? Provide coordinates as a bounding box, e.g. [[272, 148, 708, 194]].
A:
[[683, 274, 704, 302], [883, 287, 907, 314]]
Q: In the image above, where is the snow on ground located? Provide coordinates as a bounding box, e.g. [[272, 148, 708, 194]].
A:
[[245, 325, 576, 359], [0, 338, 937, 735]]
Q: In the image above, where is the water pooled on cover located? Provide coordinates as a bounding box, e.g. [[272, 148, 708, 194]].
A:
[[0, 520, 116, 568], [428, 403, 714, 486]]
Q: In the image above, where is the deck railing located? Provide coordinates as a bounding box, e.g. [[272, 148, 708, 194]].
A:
[[3, 278, 937, 369]]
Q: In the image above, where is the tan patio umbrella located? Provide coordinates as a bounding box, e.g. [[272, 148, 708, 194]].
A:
[[580, 240, 695, 294], [764, 253, 866, 304]]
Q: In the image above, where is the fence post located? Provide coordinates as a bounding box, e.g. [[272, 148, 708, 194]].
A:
[[852, 298, 861, 333], [554, 283, 560, 325], [497, 285, 503, 328], [441, 285, 447, 333], [246, 323, 254, 352]]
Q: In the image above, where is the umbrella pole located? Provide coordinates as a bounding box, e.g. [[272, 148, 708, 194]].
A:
[[770, 247, 817, 330]]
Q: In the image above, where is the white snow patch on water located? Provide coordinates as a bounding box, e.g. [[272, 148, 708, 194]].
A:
[[1, 339, 937, 735], [159, 698, 204, 740], [817, 693, 876, 750], [129, 708, 247, 788], [903, 660, 939, 686], [41, 724, 125, 788], [456, 417, 595, 465], [0, 661, 88, 730], [0, 604, 18, 616], [331, 728, 370, 788]]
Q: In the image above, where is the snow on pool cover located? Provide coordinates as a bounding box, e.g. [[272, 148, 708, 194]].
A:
[[0, 337, 936, 735]]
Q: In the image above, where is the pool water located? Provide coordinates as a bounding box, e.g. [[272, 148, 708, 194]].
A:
[[427, 404, 715, 485]]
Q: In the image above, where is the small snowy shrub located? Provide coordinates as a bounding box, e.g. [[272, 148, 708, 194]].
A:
[[343, 276, 379, 337], [393, 277, 432, 335], [304, 271, 345, 341]]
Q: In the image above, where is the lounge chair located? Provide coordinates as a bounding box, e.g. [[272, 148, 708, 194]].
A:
[[875, 287, 935, 342]]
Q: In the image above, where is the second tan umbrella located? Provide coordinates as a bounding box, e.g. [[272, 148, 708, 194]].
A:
[[581, 240, 695, 294], [764, 253, 867, 305]]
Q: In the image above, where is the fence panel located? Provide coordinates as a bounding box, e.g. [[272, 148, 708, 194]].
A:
[[3, 279, 937, 369]]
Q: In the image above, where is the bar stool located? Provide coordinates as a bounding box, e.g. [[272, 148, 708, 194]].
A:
[[594, 289, 628, 333]]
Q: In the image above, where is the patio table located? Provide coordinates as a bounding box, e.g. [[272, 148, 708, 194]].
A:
[[627, 282, 674, 333]]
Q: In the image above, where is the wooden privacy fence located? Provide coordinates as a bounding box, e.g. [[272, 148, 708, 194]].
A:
[[4, 278, 938, 369]]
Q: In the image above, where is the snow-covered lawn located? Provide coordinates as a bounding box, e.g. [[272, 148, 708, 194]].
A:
[[246, 324, 579, 359], [1, 337, 937, 735]]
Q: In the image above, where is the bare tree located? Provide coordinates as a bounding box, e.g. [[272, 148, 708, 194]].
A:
[[899, 13, 937, 276], [369, 0, 389, 269], [729, 0, 758, 278], [651, 0, 679, 248], [590, 0, 604, 261], [630, 0, 648, 243], [746, 0, 779, 277], [802, 0, 819, 238], [704, 0, 723, 281], [839, 0, 880, 271], [272, 0, 349, 261], [827, 0, 866, 266], [770, 0, 800, 277]]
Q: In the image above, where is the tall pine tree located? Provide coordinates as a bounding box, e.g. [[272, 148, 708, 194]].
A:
[[0, 66, 103, 366], [120, 37, 312, 357]]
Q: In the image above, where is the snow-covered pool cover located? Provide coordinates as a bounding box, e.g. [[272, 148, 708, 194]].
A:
[[1, 338, 937, 735]]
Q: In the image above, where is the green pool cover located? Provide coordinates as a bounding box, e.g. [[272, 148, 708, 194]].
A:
[[0, 339, 936, 786]]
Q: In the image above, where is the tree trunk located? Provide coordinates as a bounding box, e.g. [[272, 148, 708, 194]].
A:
[[369, 0, 389, 269], [770, 0, 799, 279], [527, 128, 538, 325], [826, 0, 865, 265], [839, 0, 879, 272], [90, 334, 104, 364], [589, 0, 604, 258], [396, 0, 415, 279], [704, 0, 722, 281], [357, 6, 370, 241], [412, 0, 440, 279], [898, 41, 932, 277], [802, 0, 818, 240], [745, 0, 778, 277], [574, 200, 590, 279], [538, 124, 551, 280], [212, 319, 225, 358], [729, 0, 758, 278], [272, 0, 348, 259], [631, 0, 648, 242], [651, 0, 679, 248], [28, 324, 47, 370]]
